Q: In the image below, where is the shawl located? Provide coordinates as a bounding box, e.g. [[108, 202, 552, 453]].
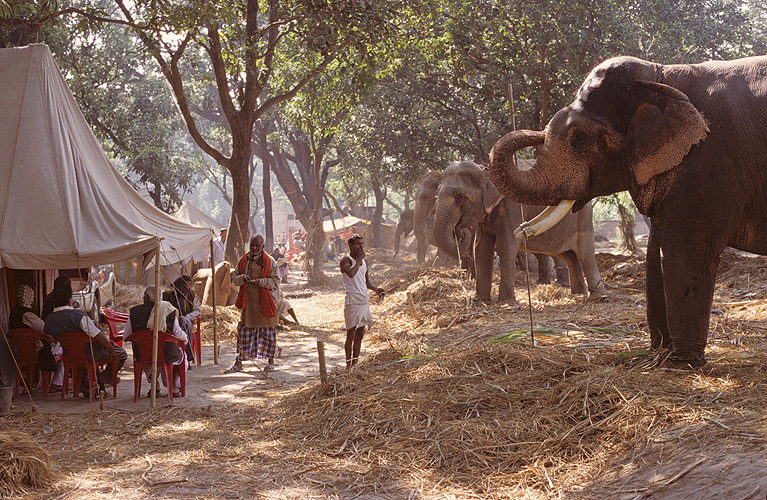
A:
[[235, 250, 277, 317]]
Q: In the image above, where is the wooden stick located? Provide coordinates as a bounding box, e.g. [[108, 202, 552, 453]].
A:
[[151, 246, 160, 408], [509, 82, 535, 345], [209, 238, 219, 364], [407, 292, 418, 319], [317, 341, 327, 384]]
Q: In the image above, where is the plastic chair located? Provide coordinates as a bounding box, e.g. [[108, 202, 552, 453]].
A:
[[191, 316, 202, 366], [56, 331, 118, 402], [7, 328, 62, 401], [101, 307, 128, 347], [128, 329, 186, 403]]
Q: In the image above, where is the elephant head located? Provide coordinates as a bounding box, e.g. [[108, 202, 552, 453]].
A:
[[488, 56, 709, 228], [433, 161, 498, 259]]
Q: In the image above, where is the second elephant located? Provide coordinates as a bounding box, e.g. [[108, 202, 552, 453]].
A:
[[433, 160, 606, 303]]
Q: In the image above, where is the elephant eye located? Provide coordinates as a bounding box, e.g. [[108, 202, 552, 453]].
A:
[[454, 192, 468, 204], [569, 129, 591, 151]]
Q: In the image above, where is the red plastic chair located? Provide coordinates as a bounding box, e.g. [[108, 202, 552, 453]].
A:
[[191, 316, 201, 366], [101, 307, 128, 347], [128, 329, 186, 403], [7, 328, 62, 401], [56, 331, 118, 402]]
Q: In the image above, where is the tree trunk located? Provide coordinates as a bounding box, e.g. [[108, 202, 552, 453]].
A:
[[371, 180, 385, 248], [225, 147, 252, 264], [263, 149, 274, 251], [616, 200, 640, 255]]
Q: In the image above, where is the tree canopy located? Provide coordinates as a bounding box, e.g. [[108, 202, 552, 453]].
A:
[[2, 0, 767, 259]]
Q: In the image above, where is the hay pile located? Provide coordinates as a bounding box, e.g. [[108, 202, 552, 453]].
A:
[[0, 431, 55, 497], [111, 284, 146, 313], [199, 305, 240, 343], [270, 343, 733, 496]]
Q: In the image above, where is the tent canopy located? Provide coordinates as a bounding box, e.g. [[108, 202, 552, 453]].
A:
[[322, 215, 369, 233], [173, 201, 223, 232], [0, 44, 212, 269]]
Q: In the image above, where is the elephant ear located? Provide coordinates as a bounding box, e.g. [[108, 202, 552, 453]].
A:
[[629, 80, 709, 186]]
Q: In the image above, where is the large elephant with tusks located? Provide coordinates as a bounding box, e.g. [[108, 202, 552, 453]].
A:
[[488, 55, 767, 368]]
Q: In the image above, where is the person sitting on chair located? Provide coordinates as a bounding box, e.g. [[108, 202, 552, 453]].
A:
[[164, 275, 201, 365], [124, 286, 188, 397], [44, 286, 127, 398], [9, 284, 65, 393], [41, 275, 71, 320]]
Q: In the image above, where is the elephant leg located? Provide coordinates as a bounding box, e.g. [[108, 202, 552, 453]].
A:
[[473, 230, 497, 303], [416, 241, 427, 263], [646, 223, 670, 350], [535, 254, 555, 284], [556, 250, 587, 295], [496, 237, 518, 304], [554, 256, 570, 286], [659, 228, 723, 367], [576, 245, 607, 299]]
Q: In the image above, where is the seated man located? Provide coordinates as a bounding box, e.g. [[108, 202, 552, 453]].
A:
[[164, 275, 201, 364], [44, 286, 127, 397], [41, 275, 71, 320], [124, 286, 188, 397], [8, 284, 64, 393], [277, 290, 299, 327]]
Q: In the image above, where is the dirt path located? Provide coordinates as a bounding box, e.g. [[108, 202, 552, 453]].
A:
[[10, 288, 349, 414]]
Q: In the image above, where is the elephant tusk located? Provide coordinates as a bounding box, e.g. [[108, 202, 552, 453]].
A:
[[514, 200, 575, 239], [518, 205, 558, 229]]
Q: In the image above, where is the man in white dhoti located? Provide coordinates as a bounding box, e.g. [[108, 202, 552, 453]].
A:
[[340, 234, 384, 368]]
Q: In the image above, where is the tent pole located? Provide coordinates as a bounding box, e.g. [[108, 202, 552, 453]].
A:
[[151, 245, 160, 408], [210, 238, 218, 364]]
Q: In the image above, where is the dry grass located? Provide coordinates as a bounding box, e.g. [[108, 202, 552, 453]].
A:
[[3, 249, 767, 498], [0, 430, 55, 497]]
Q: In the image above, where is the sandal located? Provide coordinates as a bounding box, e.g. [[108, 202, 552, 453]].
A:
[[222, 364, 243, 374]]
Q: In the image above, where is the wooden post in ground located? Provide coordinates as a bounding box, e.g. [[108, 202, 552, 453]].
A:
[[317, 341, 327, 384], [407, 292, 418, 318]]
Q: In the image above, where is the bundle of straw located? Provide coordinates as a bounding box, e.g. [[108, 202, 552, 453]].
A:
[[0, 430, 55, 497]]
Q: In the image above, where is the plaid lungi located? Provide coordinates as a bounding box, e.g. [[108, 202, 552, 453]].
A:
[[235, 324, 277, 362]]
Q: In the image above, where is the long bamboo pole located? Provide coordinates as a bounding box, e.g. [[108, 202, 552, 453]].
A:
[[209, 238, 218, 364], [151, 245, 161, 407]]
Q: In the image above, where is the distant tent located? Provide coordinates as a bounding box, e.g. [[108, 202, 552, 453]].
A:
[[174, 201, 222, 232], [0, 44, 212, 270], [173, 201, 222, 262], [322, 215, 370, 233]]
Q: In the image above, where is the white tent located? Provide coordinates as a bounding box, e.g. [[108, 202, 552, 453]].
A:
[[173, 201, 223, 232], [0, 44, 216, 400], [0, 44, 213, 270], [173, 201, 223, 262]]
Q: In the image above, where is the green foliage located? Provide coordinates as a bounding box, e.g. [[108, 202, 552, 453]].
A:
[[52, 5, 203, 212]]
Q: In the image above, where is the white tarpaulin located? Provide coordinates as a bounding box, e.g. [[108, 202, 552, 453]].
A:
[[0, 44, 212, 269], [173, 201, 222, 262], [173, 201, 223, 232], [322, 215, 369, 233]]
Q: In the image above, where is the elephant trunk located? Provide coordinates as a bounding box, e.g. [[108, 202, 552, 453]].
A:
[[488, 130, 554, 205], [489, 129, 580, 238], [433, 197, 469, 259]]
